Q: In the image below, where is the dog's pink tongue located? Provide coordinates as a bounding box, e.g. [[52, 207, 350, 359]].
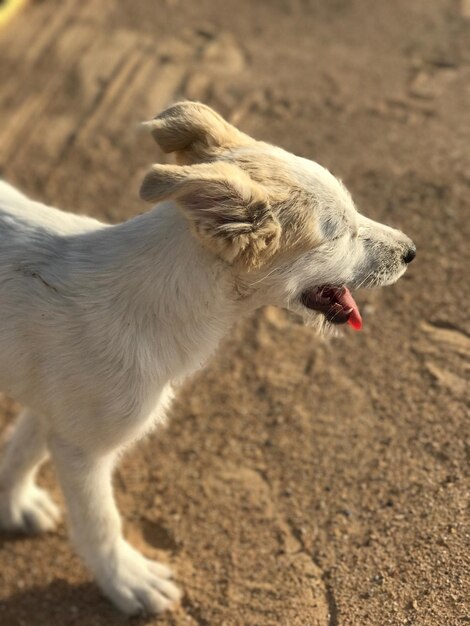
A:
[[340, 287, 363, 331]]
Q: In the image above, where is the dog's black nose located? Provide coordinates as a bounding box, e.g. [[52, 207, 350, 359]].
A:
[[403, 245, 416, 264]]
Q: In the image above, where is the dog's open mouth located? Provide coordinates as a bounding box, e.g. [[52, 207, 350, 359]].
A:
[[300, 285, 363, 330]]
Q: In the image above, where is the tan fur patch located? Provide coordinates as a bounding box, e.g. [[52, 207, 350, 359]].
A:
[[142, 102, 325, 274], [229, 151, 323, 253], [140, 161, 281, 269], [144, 101, 252, 165]]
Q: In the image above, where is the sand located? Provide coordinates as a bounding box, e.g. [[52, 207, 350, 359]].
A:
[[0, 1, 468, 624]]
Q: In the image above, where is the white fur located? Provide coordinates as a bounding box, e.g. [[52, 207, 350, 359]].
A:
[[0, 183, 236, 613], [0, 135, 413, 615]]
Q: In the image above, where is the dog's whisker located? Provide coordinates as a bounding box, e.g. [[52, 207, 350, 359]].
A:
[[246, 266, 279, 287], [355, 269, 374, 290]]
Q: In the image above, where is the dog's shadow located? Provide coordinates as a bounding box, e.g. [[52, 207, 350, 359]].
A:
[[0, 578, 181, 626], [0, 518, 183, 625], [0, 579, 145, 626], [0, 512, 185, 625]]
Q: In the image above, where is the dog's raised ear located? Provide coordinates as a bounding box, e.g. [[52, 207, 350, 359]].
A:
[[140, 162, 281, 269], [143, 101, 252, 164]]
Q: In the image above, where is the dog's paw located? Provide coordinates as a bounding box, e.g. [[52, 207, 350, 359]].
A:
[[96, 541, 182, 615], [0, 484, 61, 534]]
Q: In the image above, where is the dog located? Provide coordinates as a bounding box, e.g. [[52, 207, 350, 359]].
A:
[[0, 101, 415, 614]]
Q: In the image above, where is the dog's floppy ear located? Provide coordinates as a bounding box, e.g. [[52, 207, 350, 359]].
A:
[[143, 101, 251, 164], [140, 162, 281, 269]]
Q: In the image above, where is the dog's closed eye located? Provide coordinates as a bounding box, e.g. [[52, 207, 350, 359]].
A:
[[320, 214, 349, 241]]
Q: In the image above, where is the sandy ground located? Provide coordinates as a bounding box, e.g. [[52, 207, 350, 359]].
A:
[[0, 1, 469, 625]]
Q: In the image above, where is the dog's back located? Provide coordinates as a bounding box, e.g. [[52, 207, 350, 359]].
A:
[[0, 182, 107, 401], [0, 181, 104, 237]]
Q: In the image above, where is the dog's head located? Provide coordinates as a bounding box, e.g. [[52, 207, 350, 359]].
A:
[[140, 101, 415, 331]]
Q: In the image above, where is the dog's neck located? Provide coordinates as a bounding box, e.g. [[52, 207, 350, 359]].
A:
[[72, 202, 243, 384]]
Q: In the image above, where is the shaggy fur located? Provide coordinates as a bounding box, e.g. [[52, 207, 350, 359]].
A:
[[0, 101, 415, 615]]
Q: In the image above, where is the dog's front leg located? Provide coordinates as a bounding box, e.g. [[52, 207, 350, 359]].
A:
[[48, 434, 181, 615]]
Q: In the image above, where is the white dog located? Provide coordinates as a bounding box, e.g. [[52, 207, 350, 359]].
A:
[[0, 102, 415, 615]]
